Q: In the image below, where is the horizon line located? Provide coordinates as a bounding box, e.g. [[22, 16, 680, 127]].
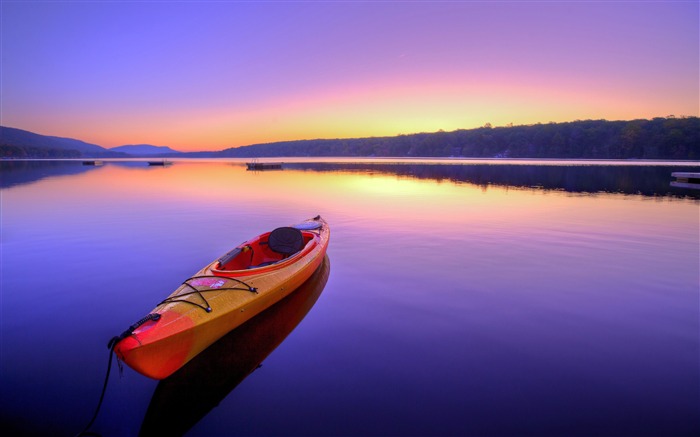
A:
[[3, 114, 698, 153]]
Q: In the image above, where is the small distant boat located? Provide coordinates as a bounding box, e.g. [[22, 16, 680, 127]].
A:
[[671, 172, 700, 190], [246, 161, 283, 170], [82, 160, 103, 166], [111, 215, 330, 380], [147, 160, 172, 166]]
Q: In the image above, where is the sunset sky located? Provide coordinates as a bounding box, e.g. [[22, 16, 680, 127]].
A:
[[2, 1, 698, 152]]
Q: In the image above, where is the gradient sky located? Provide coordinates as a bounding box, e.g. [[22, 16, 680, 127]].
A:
[[1, 1, 698, 152]]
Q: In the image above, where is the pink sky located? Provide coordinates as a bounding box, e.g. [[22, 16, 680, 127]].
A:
[[1, 1, 698, 152]]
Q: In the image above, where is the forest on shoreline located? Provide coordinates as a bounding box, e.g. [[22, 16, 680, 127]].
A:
[[2, 117, 698, 160], [220, 117, 699, 160]]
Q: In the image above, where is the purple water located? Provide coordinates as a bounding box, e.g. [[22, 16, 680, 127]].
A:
[[1, 159, 698, 436]]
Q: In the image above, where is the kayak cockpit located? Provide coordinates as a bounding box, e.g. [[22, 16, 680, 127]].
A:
[[211, 227, 319, 276]]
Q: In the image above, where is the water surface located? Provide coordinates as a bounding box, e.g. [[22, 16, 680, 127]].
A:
[[1, 159, 698, 436]]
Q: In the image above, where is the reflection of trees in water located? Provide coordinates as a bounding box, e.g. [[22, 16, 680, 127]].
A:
[[0, 160, 97, 189], [3, 160, 698, 199], [0, 160, 166, 189], [286, 163, 700, 199]]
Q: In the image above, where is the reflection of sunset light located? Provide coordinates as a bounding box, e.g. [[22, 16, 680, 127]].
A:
[[6, 161, 697, 245], [347, 174, 437, 197]]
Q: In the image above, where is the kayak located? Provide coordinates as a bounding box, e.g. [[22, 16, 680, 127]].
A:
[[139, 255, 331, 436], [111, 215, 330, 380]]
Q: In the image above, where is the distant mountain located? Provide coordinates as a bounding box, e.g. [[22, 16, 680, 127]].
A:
[[0, 126, 110, 155], [110, 144, 182, 156], [0, 126, 181, 158]]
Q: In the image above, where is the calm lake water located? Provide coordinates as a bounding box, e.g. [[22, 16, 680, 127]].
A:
[[1, 158, 699, 436]]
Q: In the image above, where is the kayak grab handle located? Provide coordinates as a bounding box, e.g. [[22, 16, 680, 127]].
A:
[[217, 247, 242, 268], [107, 313, 161, 350]]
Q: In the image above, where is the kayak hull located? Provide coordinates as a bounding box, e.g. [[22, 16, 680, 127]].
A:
[[113, 216, 329, 380]]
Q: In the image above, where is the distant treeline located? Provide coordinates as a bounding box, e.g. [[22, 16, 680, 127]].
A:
[[0, 144, 82, 158], [2, 117, 698, 159], [221, 117, 699, 159]]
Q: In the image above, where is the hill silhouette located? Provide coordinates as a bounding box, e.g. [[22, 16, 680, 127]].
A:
[[0, 126, 118, 158], [2, 117, 698, 159], [219, 117, 699, 160]]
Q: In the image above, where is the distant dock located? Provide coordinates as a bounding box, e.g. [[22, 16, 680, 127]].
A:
[[671, 172, 700, 190], [246, 161, 283, 170], [82, 160, 104, 166], [147, 160, 172, 166]]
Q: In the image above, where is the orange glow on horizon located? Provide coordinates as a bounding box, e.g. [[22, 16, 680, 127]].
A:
[[34, 69, 696, 153], [3, 2, 697, 153]]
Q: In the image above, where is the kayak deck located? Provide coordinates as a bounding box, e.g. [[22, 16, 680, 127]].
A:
[[112, 216, 329, 379]]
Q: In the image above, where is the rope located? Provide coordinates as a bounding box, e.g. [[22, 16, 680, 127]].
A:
[[157, 276, 257, 312], [74, 344, 115, 437], [75, 276, 256, 435], [76, 313, 161, 436]]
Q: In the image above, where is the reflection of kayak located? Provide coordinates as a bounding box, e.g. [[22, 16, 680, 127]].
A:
[[112, 216, 330, 380], [139, 255, 330, 436]]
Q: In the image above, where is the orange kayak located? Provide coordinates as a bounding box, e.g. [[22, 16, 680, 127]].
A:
[[139, 255, 331, 435], [111, 216, 330, 380]]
